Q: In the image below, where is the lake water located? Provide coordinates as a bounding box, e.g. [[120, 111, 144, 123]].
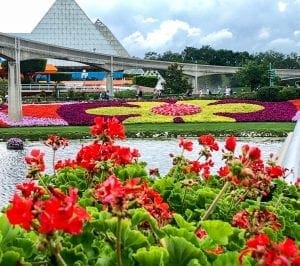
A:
[[0, 137, 284, 209]]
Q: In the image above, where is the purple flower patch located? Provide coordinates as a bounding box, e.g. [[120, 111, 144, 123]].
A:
[[57, 100, 140, 125], [210, 99, 297, 122]]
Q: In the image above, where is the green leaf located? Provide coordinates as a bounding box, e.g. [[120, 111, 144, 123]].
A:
[[212, 251, 239, 266], [122, 227, 149, 250], [161, 236, 209, 266], [162, 225, 199, 247], [61, 244, 89, 265], [0, 251, 20, 266], [173, 213, 196, 231], [200, 220, 234, 245], [133, 246, 169, 266], [0, 215, 19, 246], [12, 238, 34, 258]]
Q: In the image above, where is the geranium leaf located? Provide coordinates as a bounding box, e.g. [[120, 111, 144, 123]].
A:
[[212, 251, 239, 266], [133, 246, 169, 266], [161, 236, 209, 266], [173, 213, 196, 231], [0, 251, 20, 266], [200, 220, 234, 245]]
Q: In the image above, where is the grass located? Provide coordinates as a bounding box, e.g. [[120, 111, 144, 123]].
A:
[[0, 122, 295, 141]]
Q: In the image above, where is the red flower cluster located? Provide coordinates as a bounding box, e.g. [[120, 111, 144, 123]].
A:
[[44, 135, 69, 151], [76, 142, 140, 173], [95, 175, 173, 226], [179, 138, 193, 152], [239, 233, 300, 266], [90, 117, 125, 142], [218, 136, 285, 196], [198, 134, 219, 152], [25, 149, 46, 178], [6, 181, 90, 235], [232, 209, 281, 234]]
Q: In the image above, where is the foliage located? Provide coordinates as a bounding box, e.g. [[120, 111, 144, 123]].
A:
[[51, 73, 72, 82], [256, 86, 281, 101], [20, 59, 47, 74], [235, 61, 269, 90], [144, 46, 300, 69], [114, 89, 137, 99], [133, 76, 159, 88], [162, 63, 193, 95]]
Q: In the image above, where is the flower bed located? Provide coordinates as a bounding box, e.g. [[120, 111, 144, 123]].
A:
[[0, 99, 299, 127], [0, 118, 299, 265], [210, 99, 298, 122], [6, 137, 24, 150]]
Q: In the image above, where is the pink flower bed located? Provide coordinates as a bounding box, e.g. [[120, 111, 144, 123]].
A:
[[151, 103, 201, 116]]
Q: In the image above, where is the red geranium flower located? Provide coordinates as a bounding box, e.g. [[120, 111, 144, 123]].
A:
[[246, 233, 270, 248], [179, 137, 193, 152], [6, 194, 34, 230], [44, 135, 68, 151], [225, 135, 237, 152], [198, 134, 219, 151]]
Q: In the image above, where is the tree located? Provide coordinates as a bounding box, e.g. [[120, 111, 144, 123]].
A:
[[162, 63, 192, 95], [235, 61, 269, 90]]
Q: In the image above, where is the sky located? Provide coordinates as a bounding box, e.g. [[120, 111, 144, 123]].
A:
[[0, 0, 300, 58]]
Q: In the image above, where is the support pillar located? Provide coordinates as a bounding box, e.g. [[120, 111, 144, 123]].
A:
[[106, 56, 114, 98], [8, 61, 22, 122], [106, 74, 113, 97]]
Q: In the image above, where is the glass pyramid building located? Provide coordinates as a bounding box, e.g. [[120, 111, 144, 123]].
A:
[[14, 0, 129, 59]]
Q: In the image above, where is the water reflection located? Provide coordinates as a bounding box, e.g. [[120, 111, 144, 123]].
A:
[[0, 137, 283, 209]]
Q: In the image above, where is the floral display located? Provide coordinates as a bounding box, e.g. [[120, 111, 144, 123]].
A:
[[0, 99, 299, 126], [6, 137, 24, 150], [210, 99, 298, 121], [1, 117, 299, 265], [151, 102, 201, 116]]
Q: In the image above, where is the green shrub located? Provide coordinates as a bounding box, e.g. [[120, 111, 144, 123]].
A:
[[256, 86, 282, 101], [133, 76, 158, 88], [114, 89, 136, 99], [278, 87, 298, 101]]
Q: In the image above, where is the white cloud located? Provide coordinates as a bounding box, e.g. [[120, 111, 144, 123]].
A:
[[278, 1, 287, 12], [258, 27, 271, 39], [294, 30, 300, 37], [123, 19, 200, 49], [133, 15, 158, 24], [201, 29, 233, 44], [266, 38, 300, 51]]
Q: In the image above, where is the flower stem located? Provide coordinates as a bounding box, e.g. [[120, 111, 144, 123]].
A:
[[52, 150, 56, 174], [50, 238, 67, 266], [199, 181, 231, 223], [116, 216, 123, 266]]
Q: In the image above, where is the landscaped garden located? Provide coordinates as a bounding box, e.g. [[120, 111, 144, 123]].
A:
[[0, 99, 299, 127], [0, 117, 299, 265]]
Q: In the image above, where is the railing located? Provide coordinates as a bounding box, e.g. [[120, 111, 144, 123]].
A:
[[277, 119, 300, 183], [20, 84, 134, 92]]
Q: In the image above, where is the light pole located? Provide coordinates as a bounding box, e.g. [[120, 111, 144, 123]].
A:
[[195, 61, 198, 94]]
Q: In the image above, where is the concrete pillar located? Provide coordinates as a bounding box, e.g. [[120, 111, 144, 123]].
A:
[[8, 61, 22, 122], [106, 73, 113, 97]]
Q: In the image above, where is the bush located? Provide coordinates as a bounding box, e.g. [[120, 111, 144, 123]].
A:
[[114, 89, 136, 99], [256, 86, 282, 101], [133, 76, 158, 88], [278, 87, 298, 101]]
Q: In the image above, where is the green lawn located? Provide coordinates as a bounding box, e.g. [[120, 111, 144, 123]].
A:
[[0, 122, 295, 141]]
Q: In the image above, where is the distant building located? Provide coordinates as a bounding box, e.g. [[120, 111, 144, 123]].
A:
[[10, 0, 129, 69]]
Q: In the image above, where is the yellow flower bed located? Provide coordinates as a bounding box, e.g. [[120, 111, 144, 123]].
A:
[[85, 100, 264, 123]]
